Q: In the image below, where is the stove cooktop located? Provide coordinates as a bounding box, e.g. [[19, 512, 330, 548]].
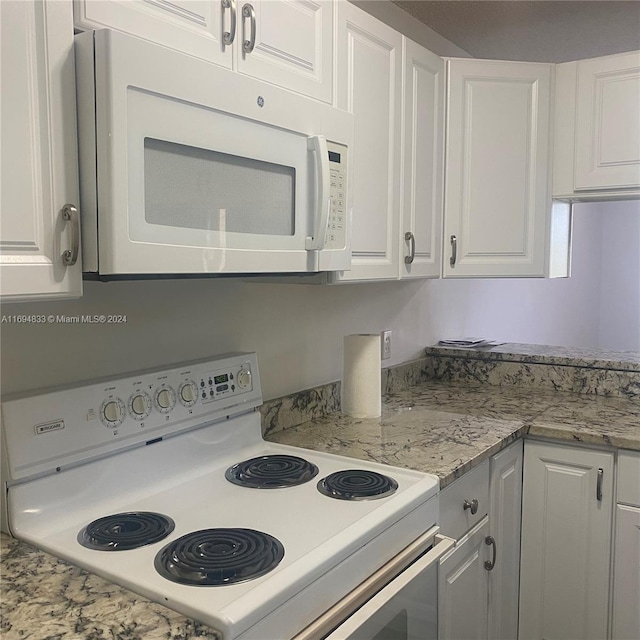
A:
[[2, 353, 439, 640]]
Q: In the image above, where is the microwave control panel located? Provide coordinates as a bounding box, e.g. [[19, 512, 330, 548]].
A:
[[326, 141, 348, 250]]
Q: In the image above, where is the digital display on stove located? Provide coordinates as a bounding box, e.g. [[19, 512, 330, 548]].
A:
[[213, 374, 228, 384]]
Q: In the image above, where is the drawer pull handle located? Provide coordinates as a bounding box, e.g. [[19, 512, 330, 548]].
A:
[[463, 498, 478, 515], [450, 234, 457, 267], [222, 0, 237, 45], [485, 536, 496, 571], [61, 204, 79, 266]]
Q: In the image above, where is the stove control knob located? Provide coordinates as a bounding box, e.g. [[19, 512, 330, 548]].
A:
[[129, 392, 151, 420], [237, 368, 252, 390], [179, 380, 198, 407], [155, 386, 176, 413], [100, 398, 125, 428]]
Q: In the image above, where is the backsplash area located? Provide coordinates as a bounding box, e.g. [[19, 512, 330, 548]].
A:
[[262, 343, 639, 435]]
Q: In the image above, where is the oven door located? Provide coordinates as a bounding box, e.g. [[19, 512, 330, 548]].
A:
[[293, 526, 455, 640]]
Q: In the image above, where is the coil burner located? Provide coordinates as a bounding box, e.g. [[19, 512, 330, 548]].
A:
[[154, 528, 285, 586], [317, 470, 399, 501], [225, 454, 319, 489], [78, 512, 175, 551]]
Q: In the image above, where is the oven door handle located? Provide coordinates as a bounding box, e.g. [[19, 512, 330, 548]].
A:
[[292, 525, 455, 640]]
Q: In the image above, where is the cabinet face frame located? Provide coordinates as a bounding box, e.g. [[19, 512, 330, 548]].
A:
[[1, 0, 82, 302], [443, 59, 554, 278]]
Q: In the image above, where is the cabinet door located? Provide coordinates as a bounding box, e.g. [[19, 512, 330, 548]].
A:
[[401, 39, 443, 279], [488, 440, 522, 640], [439, 516, 490, 640], [575, 51, 640, 190], [235, 0, 332, 103], [334, 1, 402, 281], [612, 504, 640, 640], [74, 0, 231, 69], [1, 0, 82, 301], [443, 60, 553, 278], [519, 442, 614, 640]]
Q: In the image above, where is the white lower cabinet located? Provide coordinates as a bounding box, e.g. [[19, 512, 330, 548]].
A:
[[439, 516, 490, 640], [438, 440, 523, 640], [488, 440, 523, 640], [519, 441, 614, 640], [0, 0, 82, 301], [612, 451, 640, 640]]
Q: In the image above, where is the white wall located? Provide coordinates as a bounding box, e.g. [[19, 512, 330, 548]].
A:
[[0, 278, 434, 400], [597, 201, 640, 351], [425, 201, 640, 351]]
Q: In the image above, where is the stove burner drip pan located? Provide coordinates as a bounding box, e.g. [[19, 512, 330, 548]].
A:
[[78, 512, 175, 551], [225, 454, 319, 488], [154, 528, 285, 586], [317, 470, 399, 500]]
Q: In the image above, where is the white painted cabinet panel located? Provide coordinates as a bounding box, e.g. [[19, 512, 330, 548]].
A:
[[1, 0, 82, 302], [612, 504, 640, 640], [519, 441, 614, 640], [444, 60, 553, 278], [74, 0, 231, 69], [401, 38, 444, 279], [74, 0, 333, 102], [334, 1, 402, 281], [439, 516, 490, 640], [488, 440, 522, 640], [236, 0, 332, 103], [575, 50, 640, 191]]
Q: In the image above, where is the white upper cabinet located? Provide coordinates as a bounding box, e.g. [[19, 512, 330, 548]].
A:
[[554, 50, 640, 197], [401, 38, 444, 279], [73, 0, 333, 102], [334, 1, 402, 281], [1, 0, 82, 302], [443, 59, 554, 278], [74, 0, 230, 68]]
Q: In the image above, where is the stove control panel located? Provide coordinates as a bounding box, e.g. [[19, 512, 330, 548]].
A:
[[1, 352, 262, 482]]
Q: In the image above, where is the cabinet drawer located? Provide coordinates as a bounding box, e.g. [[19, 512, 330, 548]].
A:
[[618, 450, 640, 506], [440, 460, 490, 540]]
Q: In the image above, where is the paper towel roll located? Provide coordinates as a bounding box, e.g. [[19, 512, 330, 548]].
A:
[[343, 334, 381, 418]]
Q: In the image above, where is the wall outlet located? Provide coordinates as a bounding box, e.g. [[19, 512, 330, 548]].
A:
[[381, 330, 392, 360]]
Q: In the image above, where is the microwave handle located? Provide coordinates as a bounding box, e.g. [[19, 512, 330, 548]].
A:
[[306, 135, 331, 251]]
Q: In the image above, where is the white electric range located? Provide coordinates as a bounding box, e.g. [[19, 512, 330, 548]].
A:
[[1, 353, 445, 640]]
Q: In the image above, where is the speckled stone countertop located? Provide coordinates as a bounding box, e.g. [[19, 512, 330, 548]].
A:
[[268, 379, 640, 487], [424, 342, 640, 372], [2, 376, 638, 639]]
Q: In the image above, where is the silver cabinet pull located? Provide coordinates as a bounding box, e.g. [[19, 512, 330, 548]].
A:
[[597, 468, 604, 502], [61, 204, 79, 266], [242, 3, 256, 53], [404, 231, 415, 264], [484, 536, 496, 571], [222, 0, 237, 45], [463, 498, 478, 515], [450, 234, 457, 267]]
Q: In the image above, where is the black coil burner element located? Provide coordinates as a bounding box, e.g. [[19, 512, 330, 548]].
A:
[[154, 528, 285, 586], [78, 512, 175, 551], [225, 454, 319, 489], [317, 470, 399, 501]]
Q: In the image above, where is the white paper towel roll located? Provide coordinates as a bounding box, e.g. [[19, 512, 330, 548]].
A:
[[343, 334, 381, 418]]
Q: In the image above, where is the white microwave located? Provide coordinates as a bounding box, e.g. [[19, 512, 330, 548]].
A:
[[75, 29, 353, 277]]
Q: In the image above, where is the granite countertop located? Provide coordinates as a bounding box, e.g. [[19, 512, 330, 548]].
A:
[[267, 379, 640, 487], [2, 377, 638, 639], [424, 342, 640, 373]]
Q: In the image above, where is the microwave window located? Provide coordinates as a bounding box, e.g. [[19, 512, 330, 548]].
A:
[[143, 138, 295, 236]]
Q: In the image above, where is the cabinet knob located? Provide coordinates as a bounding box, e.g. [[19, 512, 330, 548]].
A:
[[463, 498, 478, 514]]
